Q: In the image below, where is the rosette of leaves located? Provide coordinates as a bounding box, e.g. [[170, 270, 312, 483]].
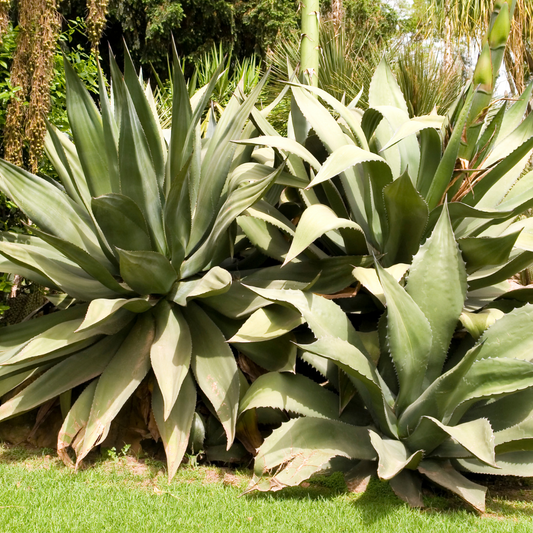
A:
[[0, 49, 283, 477], [234, 205, 533, 512], [236, 0, 533, 306]]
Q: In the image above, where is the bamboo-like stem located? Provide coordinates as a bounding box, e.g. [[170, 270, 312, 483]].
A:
[[300, 0, 320, 86]]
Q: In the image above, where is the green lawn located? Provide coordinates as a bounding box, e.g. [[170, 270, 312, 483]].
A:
[[1, 444, 532, 532]]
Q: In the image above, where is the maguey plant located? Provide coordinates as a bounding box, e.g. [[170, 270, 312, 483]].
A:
[[235, 205, 533, 512], [236, 0, 533, 314], [0, 49, 291, 477]]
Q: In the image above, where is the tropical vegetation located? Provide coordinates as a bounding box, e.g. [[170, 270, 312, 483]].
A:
[[1, 0, 533, 517]]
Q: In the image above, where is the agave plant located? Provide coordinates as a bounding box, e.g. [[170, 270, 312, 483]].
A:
[[237, 0, 533, 309], [0, 48, 292, 477], [234, 205, 533, 512]]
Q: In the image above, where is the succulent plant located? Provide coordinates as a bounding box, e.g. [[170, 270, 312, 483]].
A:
[[235, 205, 533, 512], [235, 0, 533, 310], [0, 49, 289, 477]]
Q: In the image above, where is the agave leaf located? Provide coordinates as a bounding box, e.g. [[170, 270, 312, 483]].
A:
[[64, 57, 112, 198], [376, 261, 432, 412], [184, 302, 239, 448], [235, 136, 321, 170], [201, 282, 271, 320], [287, 82, 369, 149], [389, 470, 424, 507], [92, 194, 152, 253], [456, 452, 533, 477], [239, 372, 340, 420], [0, 241, 117, 301], [380, 114, 445, 152], [466, 250, 533, 290], [45, 124, 91, 211], [496, 80, 533, 143], [352, 264, 409, 305], [0, 333, 125, 421], [371, 105, 420, 179], [189, 73, 269, 247], [382, 172, 429, 265], [76, 314, 154, 464], [408, 416, 496, 467], [369, 430, 423, 480], [458, 232, 520, 273], [232, 162, 306, 188], [0, 160, 103, 259], [309, 145, 387, 188], [0, 248, 56, 288], [290, 85, 369, 235], [153, 372, 196, 480], [425, 91, 474, 209], [368, 59, 409, 115], [96, 64, 121, 194], [119, 90, 165, 254], [182, 165, 281, 277], [484, 113, 533, 168], [122, 48, 166, 189], [459, 308, 504, 339], [462, 136, 533, 209], [283, 204, 366, 265], [0, 304, 88, 352], [237, 216, 291, 262], [151, 302, 192, 419], [418, 459, 486, 513], [251, 418, 376, 484], [0, 369, 40, 398], [298, 337, 398, 438], [229, 305, 303, 343], [406, 203, 467, 384], [168, 49, 193, 184], [250, 108, 310, 183], [244, 286, 363, 348], [398, 342, 484, 436], [57, 379, 98, 466], [170, 267, 232, 306], [236, 334, 297, 373], [29, 227, 127, 293], [469, 303, 533, 362], [416, 129, 442, 199], [118, 249, 177, 295], [3, 317, 101, 366], [77, 297, 154, 333]]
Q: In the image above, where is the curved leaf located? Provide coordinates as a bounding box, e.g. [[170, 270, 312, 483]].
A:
[[76, 314, 154, 464], [170, 267, 232, 306], [229, 305, 303, 343], [369, 430, 423, 480], [376, 261, 432, 412], [92, 194, 152, 252], [151, 302, 192, 419], [250, 418, 376, 488], [0, 160, 102, 258], [239, 372, 340, 420], [234, 136, 321, 171], [184, 302, 239, 448], [406, 203, 467, 383], [283, 204, 365, 266], [153, 372, 196, 480], [118, 249, 177, 295], [418, 459, 486, 513], [309, 145, 387, 188], [0, 333, 125, 421]]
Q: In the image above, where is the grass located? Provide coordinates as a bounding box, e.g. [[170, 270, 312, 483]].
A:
[[1, 444, 533, 532]]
